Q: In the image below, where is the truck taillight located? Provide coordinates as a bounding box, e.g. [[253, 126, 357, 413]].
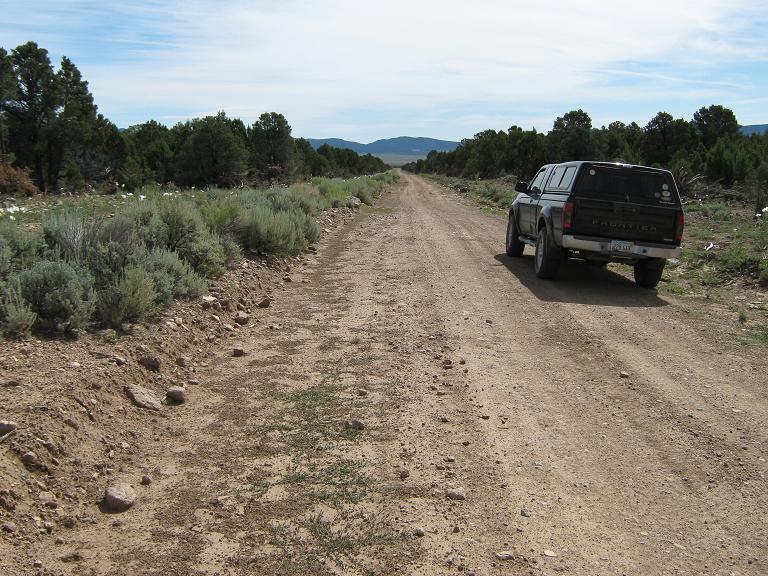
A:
[[675, 210, 685, 243], [563, 201, 574, 231]]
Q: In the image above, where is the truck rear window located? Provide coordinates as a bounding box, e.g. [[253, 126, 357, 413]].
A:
[[573, 165, 679, 206]]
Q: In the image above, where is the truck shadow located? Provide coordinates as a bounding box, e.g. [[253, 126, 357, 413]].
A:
[[493, 253, 669, 308]]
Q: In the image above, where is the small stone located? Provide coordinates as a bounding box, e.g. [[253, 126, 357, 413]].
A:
[[201, 295, 218, 308], [138, 355, 161, 372], [103, 484, 136, 512], [345, 419, 365, 431], [543, 550, 557, 557], [283, 275, 293, 282], [257, 296, 272, 308], [124, 384, 162, 411], [521, 508, 532, 517], [63, 418, 79, 430], [414, 527, 425, 537], [446, 487, 466, 501], [357, 388, 369, 396], [222, 323, 235, 332], [140, 475, 152, 486], [398, 468, 410, 480], [0, 420, 18, 435], [2, 522, 17, 533], [445, 455, 455, 462], [233, 345, 247, 357], [22, 451, 42, 469], [496, 551, 515, 561], [61, 550, 82, 562], [39, 491, 58, 508], [188, 379, 201, 386], [234, 311, 250, 325], [112, 355, 126, 366], [166, 386, 186, 404], [175, 356, 191, 368], [459, 358, 466, 365], [620, 371, 630, 378], [44, 521, 54, 533], [67, 361, 81, 369], [34, 560, 43, 568], [481, 414, 490, 420]]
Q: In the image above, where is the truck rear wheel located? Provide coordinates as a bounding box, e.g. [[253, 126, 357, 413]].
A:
[[634, 258, 666, 288], [505, 213, 524, 257], [534, 225, 561, 279]]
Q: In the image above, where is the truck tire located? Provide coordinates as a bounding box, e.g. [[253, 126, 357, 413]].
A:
[[534, 225, 561, 279], [505, 213, 524, 257], [634, 258, 666, 288]]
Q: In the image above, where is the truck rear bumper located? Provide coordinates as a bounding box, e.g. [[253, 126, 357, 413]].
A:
[[562, 234, 682, 259]]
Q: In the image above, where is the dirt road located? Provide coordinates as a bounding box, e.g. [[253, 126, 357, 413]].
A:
[[22, 174, 767, 575]]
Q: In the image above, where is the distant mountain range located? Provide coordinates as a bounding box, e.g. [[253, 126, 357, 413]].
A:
[[308, 127, 766, 166], [307, 136, 459, 166], [741, 124, 768, 136]]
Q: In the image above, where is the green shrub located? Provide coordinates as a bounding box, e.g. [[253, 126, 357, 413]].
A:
[[238, 205, 310, 255], [759, 267, 768, 287], [687, 202, 732, 220], [125, 197, 227, 277], [219, 233, 243, 267], [0, 221, 44, 279], [141, 248, 206, 305], [16, 260, 95, 333], [1, 283, 36, 337], [43, 209, 102, 263], [97, 266, 156, 327]]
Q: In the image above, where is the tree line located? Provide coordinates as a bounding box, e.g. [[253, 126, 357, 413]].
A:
[[403, 107, 768, 190], [0, 41, 387, 194]]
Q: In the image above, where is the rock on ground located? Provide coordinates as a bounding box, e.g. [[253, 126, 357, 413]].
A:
[[124, 384, 162, 411], [446, 487, 466, 500], [166, 386, 186, 404], [138, 355, 161, 372], [0, 420, 18, 435], [103, 484, 136, 512]]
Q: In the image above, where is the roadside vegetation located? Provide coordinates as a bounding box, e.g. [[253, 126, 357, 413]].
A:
[[0, 172, 398, 337]]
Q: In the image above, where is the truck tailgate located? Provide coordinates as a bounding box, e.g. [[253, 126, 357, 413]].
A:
[[572, 198, 678, 244]]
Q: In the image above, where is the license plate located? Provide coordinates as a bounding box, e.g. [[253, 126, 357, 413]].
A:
[[610, 240, 633, 253]]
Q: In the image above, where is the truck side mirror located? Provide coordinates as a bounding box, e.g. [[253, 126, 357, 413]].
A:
[[514, 181, 528, 193]]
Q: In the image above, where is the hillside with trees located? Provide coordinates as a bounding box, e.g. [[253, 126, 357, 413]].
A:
[[0, 42, 387, 195], [403, 107, 768, 196]]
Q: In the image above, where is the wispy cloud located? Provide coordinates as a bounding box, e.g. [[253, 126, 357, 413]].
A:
[[2, 0, 766, 140]]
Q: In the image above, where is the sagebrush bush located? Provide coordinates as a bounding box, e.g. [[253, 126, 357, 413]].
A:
[[97, 266, 156, 327], [43, 209, 102, 263], [1, 283, 37, 337], [759, 267, 768, 287], [141, 248, 206, 305], [0, 161, 39, 196], [0, 221, 44, 280], [16, 260, 95, 333], [125, 197, 227, 277]]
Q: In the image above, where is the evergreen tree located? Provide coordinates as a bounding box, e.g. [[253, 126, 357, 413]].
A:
[[248, 112, 294, 178], [6, 41, 60, 190], [692, 105, 739, 149]]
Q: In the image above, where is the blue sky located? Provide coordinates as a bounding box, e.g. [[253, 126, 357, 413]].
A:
[[2, 0, 767, 142]]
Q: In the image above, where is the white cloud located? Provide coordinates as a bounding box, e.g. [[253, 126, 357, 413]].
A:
[[6, 0, 765, 139]]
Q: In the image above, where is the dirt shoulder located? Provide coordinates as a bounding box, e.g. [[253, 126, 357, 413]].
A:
[[2, 174, 767, 575]]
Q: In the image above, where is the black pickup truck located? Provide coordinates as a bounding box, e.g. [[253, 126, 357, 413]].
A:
[[505, 161, 684, 288]]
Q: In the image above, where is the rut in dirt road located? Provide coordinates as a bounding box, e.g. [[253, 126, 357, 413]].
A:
[[22, 174, 767, 576]]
